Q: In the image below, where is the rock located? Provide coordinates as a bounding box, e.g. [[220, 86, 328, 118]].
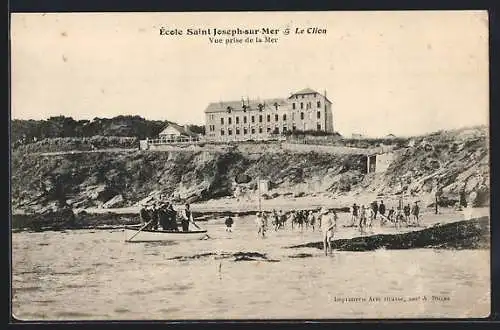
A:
[[102, 194, 124, 208], [290, 216, 489, 251], [235, 173, 252, 184]]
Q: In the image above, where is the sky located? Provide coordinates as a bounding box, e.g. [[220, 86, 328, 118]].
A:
[[11, 11, 488, 137]]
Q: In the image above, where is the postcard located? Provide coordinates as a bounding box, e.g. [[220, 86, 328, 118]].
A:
[[10, 11, 490, 320]]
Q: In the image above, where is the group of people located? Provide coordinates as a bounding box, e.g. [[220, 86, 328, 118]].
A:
[[139, 200, 195, 232], [243, 208, 327, 235], [350, 200, 421, 232], [251, 207, 338, 255]]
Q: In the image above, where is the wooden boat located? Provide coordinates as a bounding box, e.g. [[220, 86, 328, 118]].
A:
[[124, 224, 208, 241]]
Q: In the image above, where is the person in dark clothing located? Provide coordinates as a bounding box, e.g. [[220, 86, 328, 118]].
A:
[[351, 203, 359, 226], [388, 207, 395, 223], [403, 204, 411, 223], [378, 201, 386, 217], [225, 216, 234, 232], [166, 203, 178, 231], [371, 201, 378, 220], [149, 204, 159, 230], [158, 203, 170, 230], [140, 205, 150, 225]]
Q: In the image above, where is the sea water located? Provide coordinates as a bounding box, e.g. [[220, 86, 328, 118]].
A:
[[12, 213, 490, 320]]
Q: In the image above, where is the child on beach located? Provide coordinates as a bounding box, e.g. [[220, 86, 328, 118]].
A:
[[225, 216, 234, 232]]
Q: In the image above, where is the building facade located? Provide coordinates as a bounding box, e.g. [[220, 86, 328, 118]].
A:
[[204, 88, 333, 142]]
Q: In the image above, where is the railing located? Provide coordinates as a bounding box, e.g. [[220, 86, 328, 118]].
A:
[[147, 136, 202, 145]]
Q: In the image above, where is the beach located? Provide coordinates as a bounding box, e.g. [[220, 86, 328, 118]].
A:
[[12, 207, 490, 320]]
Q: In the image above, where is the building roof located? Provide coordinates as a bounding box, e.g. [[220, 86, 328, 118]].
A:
[[204, 88, 333, 113], [288, 88, 332, 103], [204, 98, 288, 113], [159, 123, 198, 137], [292, 87, 318, 95]]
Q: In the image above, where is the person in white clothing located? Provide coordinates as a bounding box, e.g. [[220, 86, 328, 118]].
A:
[[320, 208, 337, 256], [179, 203, 194, 232]]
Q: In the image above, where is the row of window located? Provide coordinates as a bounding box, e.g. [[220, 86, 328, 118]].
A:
[[220, 123, 323, 136], [292, 101, 321, 110], [220, 111, 322, 125], [293, 93, 320, 100]]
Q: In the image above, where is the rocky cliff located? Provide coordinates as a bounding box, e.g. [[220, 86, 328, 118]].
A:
[[11, 126, 489, 214]]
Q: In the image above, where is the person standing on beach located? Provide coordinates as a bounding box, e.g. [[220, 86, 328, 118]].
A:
[[403, 204, 411, 225], [411, 201, 420, 226], [351, 203, 359, 226], [255, 212, 266, 238], [371, 201, 379, 220], [307, 210, 316, 231], [320, 208, 336, 256], [359, 205, 367, 234], [225, 216, 234, 232], [278, 209, 285, 230], [378, 201, 386, 225], [368, 207, 376, 228]]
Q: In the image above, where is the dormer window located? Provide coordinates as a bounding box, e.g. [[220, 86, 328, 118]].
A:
[[242, 105, 248, 112], [227, 106, 232, 113], [273, 102, 279, 111], [258, 103, 264, 112]]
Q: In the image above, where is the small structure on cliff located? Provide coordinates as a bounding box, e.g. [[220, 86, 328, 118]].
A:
[[366, 151, 395, 174]]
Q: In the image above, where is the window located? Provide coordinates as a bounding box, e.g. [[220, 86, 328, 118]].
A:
[[228, 129, 233, 135], [236, 116, 239, 124], [292, 125, 296, 131], [274, 127, 279, 134], [275, 114, 279, 122], [221, 129, 225, 136], [266, 114, 270, 122], [283, 126, 287, 132], [251, 128, 255, 134], [259, 115, 263, 123], [317, 124, 322, 131], [243, 128, 248, 135], [317, 101, 321, 108], [221, 118, 224, 125], [300, 112, 304, 120], [283, 114, 287, 121], [317, 111, 321, 119], [236, 128, 240, 135], [243, 116, 247, 124], [267, 127, 271, 133], [228, 117, 232, 125], [259, 127, 263, 133], [302, 95, 304, 99], [292, 103, 296, 110], [300, 102, 304, 109], [251, 116, 255, 123]]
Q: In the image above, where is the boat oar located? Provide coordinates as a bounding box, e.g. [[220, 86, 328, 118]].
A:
[[190, 218, 210, 239], [126, 219, 152, 242]]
